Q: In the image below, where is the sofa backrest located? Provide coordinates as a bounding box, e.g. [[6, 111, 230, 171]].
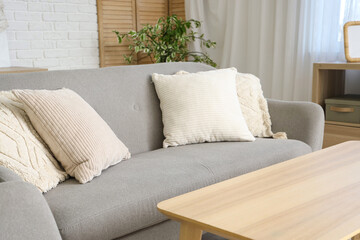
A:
[[0, 62, 214, 154]]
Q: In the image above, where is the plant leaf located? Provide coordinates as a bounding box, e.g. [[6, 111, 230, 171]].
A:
[[114, 14, 217, 66]]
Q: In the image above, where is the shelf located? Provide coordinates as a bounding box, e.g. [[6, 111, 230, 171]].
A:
[[314, 62, 360, 70], [313, 62, 360, 148], [325, 120, 360, 128]]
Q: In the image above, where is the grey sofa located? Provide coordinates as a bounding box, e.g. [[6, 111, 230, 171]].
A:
[[0, 62, 324, 240]]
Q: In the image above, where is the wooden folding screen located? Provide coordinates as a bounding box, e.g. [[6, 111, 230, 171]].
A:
[[135, 0, 168, 64], [97, 0, 136, 67], [97, 0, 185, 67], [169, 0, 185, 20]]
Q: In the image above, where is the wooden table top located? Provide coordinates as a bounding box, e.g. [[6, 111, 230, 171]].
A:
[[158, 141, 360, 240]]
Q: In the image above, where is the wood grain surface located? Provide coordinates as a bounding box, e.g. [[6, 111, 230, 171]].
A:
[[312, 62, 360, 148], [158, 141, 360, 240]]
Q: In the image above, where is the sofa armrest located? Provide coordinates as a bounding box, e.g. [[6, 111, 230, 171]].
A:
[[267, 99, 325, 151], [0, 181, 61, 240], [0, 166, 23, 182]]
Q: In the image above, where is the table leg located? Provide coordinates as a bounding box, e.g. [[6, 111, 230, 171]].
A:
[[352, 233, 360, 240], [179, 222, 202, 240]]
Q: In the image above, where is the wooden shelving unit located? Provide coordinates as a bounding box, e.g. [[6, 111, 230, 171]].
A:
[[312, 62, 360, 148]]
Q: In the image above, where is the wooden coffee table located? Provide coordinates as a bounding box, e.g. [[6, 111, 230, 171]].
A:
[[158, 141, 360, 240]]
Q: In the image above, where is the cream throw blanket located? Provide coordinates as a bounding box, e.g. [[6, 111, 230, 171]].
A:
[[235, 71, 286, 139]]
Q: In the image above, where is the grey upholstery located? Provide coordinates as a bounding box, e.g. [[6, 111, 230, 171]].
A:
[[0, 63, 324, 240], [0, 181, 62, 240], [0, 63, 324, 153], [0, 62, 213, 155], [44, 139, 311, 240], [116, 220, 225, 240], [268, 99, 325, 151], [116, 220, 179, 240], [0, 166, 23, 182]]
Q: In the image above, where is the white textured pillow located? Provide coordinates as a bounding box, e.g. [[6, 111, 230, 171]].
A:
[[13, 89, 131, 184], [152, 68, 255, 148], [177, 69, 286, 138], [0, 91, 68, 192]]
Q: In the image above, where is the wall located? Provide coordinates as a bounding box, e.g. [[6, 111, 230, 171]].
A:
[[4, 0, 99, 70], [345, 70, 360, 94]]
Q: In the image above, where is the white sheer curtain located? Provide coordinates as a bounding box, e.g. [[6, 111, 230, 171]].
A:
[[186, 0, 360, 101]]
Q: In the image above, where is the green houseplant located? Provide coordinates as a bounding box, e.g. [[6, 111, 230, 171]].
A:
[[114, 15, 217, 67]]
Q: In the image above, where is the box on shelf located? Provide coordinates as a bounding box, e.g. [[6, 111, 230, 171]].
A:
[[325, 95, 360, 124]]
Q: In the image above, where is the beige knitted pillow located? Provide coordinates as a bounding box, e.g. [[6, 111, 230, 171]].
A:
[[152, 68, 255, 148], [0, 91, 68, 192], [13, 89, 131, 184], [176, 69, 287, 139]]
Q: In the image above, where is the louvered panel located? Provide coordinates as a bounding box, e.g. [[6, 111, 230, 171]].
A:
[[104, 49, 131, 55], [102, 11, 134, 18], [136, 0, 168, 29], [102, 19, 135, 25], [136, 52, 154, 64], [105, 55, 132, 60], [102, 17, 134, 22], [104, 46, 130, 51], [98, 0, 185, 67], [102, 6, 132, 11], [102, 0, 132, 6], [104, 48, 133, 64], [103, 24, 132, 29], [103, 31, 129, 38], [97, 0, 136, 67], [169, 0, 185, 20], [136, 0, 168, 64]]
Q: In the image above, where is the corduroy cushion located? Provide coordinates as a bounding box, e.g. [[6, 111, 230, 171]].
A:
[[0, 91, 68, 192], [13, 88, 131, 184], [152, 68, 255, 148]]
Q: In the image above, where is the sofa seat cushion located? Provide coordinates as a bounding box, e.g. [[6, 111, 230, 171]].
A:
[[44, 139, 311, 240]]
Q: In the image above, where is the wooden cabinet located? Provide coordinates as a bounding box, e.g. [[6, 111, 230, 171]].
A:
[[312, 62, 360, 148], [97, 0, 185, 67], [324, 122, 360, 147]]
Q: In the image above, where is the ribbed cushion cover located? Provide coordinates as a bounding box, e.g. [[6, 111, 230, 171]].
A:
[[13, 88, 131, 183], [176, 69, 276, 138], [0, 91, 68, 192], [152, 68, 255, 148]]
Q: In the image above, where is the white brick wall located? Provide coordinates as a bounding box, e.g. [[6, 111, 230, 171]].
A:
[[4, 0, 99, 70]]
